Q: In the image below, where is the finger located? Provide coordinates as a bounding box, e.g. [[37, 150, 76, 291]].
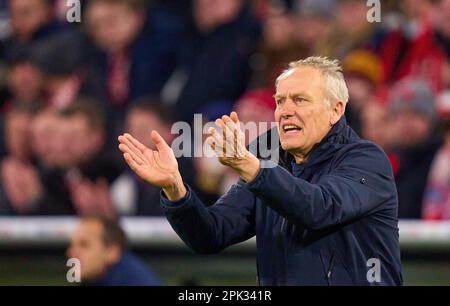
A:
[[123, 133, 147, 152], [150, 130, 171, 152], [119, 143, 144, 165], [230, 111, 239, 124], [120, 135, 146, 162], [124, 152, 141, 173]]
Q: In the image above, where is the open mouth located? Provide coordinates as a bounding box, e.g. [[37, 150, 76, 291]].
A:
[[282, 124, 302, 134]]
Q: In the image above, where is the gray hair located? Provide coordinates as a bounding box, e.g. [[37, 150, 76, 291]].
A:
[[276, 56, 349, 108]]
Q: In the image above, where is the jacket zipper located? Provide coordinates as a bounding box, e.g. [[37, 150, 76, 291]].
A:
[[326, 251, 336, 282]]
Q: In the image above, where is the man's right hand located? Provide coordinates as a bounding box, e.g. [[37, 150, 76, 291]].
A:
[[118, 131, 187, 201]]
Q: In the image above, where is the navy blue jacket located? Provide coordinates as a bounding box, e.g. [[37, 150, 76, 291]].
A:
[[90, 251, 161, 286], [161, 117, 403, 285]]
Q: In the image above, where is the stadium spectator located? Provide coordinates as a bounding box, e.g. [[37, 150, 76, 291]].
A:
[[389, 79, 442, 219], [433, 0, 450, 57], [162, 0, 261, 122], [314, 0, 376, 59], [2, 48, 43, 110], [28, 31, 108, 110], [423, 91, 450, 219], [249, 0, 306, 88], [67, 215, 161, 286], [83, 0, 178, 108], [342, 49, 383, 134], [293, 0, 335, 57], [3, 0, 67, 48], [60, 101, 122, 217], [379, 0, 447, 92], [114, 99, 196, 215], [0, 103, 41, 214]]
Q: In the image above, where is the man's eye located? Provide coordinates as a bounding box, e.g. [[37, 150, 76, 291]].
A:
[[294, 97, 306, 103], [276, 99, 284, 105]]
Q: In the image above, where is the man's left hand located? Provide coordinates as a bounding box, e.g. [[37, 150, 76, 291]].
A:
[[206, 112, 260, 183]]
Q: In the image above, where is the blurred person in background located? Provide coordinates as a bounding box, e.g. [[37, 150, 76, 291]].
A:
[[0, 103, 41, 214], [2, 0, 67, 51], [30, 33, 101, 109], [433, 0, 450, 57], [388, 79, 442, 219], [249, 0, 306, 88], [60, 101, 122, 218], [292, 0, 335, 57], [314, 0, 377, 59], [83, 0, 178, 111], [67, 215, 160, 286], [379, 0, 447, 92], [1, 47, 43, 110], [162, 0, 261, 122], [8, 100, 122, 215], [342, 49, 383, 135], [423, 91, 450, 219], [114, 99, 196, 215]]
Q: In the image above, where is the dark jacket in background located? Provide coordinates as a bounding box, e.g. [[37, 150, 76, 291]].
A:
[[395, 136, 442, 219], [89, 251, 161, 286], [161, 117, 403, 285], [167, 4, 261, 122]]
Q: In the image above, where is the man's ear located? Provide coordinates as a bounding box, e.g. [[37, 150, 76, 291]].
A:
[[330, 100, 345, 125]]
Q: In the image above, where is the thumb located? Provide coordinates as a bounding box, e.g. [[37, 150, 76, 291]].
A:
[[150, 130, 171, 152]]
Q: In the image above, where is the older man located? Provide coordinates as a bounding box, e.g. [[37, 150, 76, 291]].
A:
[[118, 57, 402, 285]]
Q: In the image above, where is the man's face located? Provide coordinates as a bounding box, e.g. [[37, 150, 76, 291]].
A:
[[274, 67, 337, 161], [9, 0, 50, 41], [67, 220, 118, 282], [86, 2, 144, 53]]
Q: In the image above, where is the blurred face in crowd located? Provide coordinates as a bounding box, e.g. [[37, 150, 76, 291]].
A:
[[85, 1, 145, 53], [346, 76, 374, 110], [263, 5, 295, 50], [295, 14, 330, 47], [438, 0, 450, 37], [401, 0, 432, 20], [7, 62, 42, 102], [274, 67, 344, 162], [194, 0, 243, 33], [336, 0, 368, 32], [125, 109, 171, 150], [58, 114, 104, 167], [5, 110, 32, 161], [67, 219, 121, 283], [361, 101, 390, 149], [9, 0, 51, 41], [31, 110, 60, 167], [390, 110, 432, 148]]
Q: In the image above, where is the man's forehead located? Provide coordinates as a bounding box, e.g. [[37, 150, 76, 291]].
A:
[[276, 67, 324, 93]]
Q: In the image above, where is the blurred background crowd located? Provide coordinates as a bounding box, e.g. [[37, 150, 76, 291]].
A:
[[0, 0, 449, 220]]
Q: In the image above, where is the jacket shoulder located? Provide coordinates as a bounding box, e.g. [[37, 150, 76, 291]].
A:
[[334, 140, 394, 176]]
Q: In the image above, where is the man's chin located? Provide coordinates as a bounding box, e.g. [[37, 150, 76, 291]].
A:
[[280, 141, 302, 153]]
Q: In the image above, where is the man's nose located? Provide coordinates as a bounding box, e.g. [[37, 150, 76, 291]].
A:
[[278, 99, 296, 118]]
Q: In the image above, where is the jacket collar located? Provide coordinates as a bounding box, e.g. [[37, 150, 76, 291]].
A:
[[284, 116, 353, 172]]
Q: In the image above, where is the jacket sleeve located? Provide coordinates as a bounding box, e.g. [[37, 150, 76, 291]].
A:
[[245, 142, 397, 230], [160, 182, 256, 254]]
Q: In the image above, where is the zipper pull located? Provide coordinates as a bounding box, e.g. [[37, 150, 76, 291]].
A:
[[327, 252, 335, 279]]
